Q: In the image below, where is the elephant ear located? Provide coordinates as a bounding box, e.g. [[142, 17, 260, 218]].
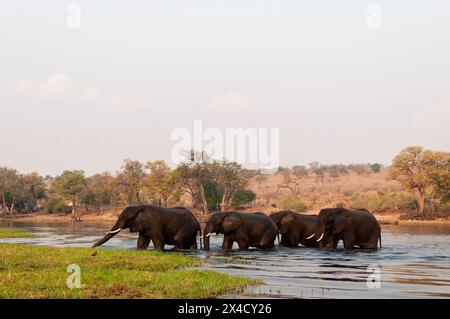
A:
[[130, 208, 152, 233], [279, 214, 295, 234], [222, 215, 243, 233], [334, 213, 349, 234]]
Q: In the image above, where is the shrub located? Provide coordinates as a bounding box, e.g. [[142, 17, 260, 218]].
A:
[[350, 192, 417, 212], [231, 189, 256, 207], [278, 195, 308, 212], [348, 164, 372, 175], [45, 198, 72, 214], [370, 163, 382, 173]]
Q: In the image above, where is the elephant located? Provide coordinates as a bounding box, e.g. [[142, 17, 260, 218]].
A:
[[311, 207, 382, 249], [92, 205, 201, 251], [203, 212, 278, 250], [269, 211, 319, 247]]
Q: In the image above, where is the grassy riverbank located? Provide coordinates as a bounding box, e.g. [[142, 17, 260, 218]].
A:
[[0, 228, 37, 238], [0, 244, 258, 298]]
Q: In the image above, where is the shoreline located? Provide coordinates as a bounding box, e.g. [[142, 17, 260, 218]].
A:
[[2, 209, 449, 226]]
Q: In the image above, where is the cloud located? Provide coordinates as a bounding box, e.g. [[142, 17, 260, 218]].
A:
[[39, 74, 72, 98], [5, 74, 72, 98], [10, 78, 39, 96], [208, 93, 251, 112], [82, 86, 100, 101], [1, 74, 157, 111], [109, 95, 147, 109]]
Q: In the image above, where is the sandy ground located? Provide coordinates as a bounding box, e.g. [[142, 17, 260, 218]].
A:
[[2, 207, 449, 226]]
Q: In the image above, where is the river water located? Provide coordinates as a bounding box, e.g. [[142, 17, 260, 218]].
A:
[[1, 220, 449, 299]]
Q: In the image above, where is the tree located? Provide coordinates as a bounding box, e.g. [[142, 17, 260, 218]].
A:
[[277, 165, 307, 198], [0, 170, 46, 214], [254, 174, 267, 190], [175, 161, 212, 214], [389, 146, 450, 215], [430, 157, 450, 204], [370, 163, 382, 173], [202, 180, 223, 209], [308, 162, 327, 186], [53, 170, 87, 219], [213, 161, 248, 212], [14, 172, 47, 212], [116, 160, 146, 205], [86, 172, 116, 213], [145, 160, 181, 207], [231, 189, 256, 207], [348, 163, 372, 175]]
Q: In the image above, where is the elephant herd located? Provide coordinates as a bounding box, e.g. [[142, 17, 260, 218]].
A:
[[92, 205, 381, 251]]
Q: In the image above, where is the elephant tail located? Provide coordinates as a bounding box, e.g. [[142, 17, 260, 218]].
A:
[[379, 233, 382, 248], [197, 225, 203, 250]]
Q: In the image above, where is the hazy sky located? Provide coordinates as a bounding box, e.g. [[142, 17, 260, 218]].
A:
[[1, 1, 450, 176]]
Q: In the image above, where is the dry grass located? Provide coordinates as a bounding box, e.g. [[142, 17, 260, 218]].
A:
[[248, 170, 403, 211]]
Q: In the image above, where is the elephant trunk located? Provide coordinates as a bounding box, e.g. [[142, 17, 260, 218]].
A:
[[203, 223, 213, 251], [92, 221, 123, 247]]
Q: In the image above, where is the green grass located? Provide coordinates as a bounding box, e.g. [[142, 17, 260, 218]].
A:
[[0, 244, 259, 298], [0, 228, 37, 238]]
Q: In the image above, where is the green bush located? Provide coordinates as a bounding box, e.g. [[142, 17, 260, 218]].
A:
[[370, 163, 382, 173], [231, 189, 256, 207], [278, 195, 308, 212], [45, 198, 72, 214], [350, 192, 417, 212]]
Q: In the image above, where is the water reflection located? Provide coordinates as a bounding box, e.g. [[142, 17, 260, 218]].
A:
[[0, 221, 449, 298]]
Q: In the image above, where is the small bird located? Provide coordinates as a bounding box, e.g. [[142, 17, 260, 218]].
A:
[[91, 250, 97, 257]]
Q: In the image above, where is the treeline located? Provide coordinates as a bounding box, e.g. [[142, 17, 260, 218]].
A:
[[274, 163, 384, 200], [389, 146, 450, 215], [1, 146, 449, 218], [277, 162, 383, 181], [0, 159, 256, 218], [273, 147, 450, 216]]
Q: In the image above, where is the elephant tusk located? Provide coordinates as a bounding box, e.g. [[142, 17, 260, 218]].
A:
[[106, 228, 121, 235], [306, 233, 315, 240], [205, 233, 211, 237], [316, 233, 324, 242]]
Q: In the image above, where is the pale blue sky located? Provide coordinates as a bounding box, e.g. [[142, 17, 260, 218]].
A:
[[1, 1, 449, 175]]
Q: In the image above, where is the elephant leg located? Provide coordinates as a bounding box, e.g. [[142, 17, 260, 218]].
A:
[[279, 235, 289, 246], [319, 233, 335, 249], [343, 232, 355, 250], [234, 228, 250, 250], [137, 233, 151, 250], [173, 227, 196, 249], [360, 233, 379, 249], [329, 234, 339, 249], [222, 235, 234, 250], [289, 232, 300, 247], [259, 231, 276, 249], [236, 239, 250, 250], [149, 222, 165, 251], [152, 236, 165, 251], [190, 241, 198, 249]]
